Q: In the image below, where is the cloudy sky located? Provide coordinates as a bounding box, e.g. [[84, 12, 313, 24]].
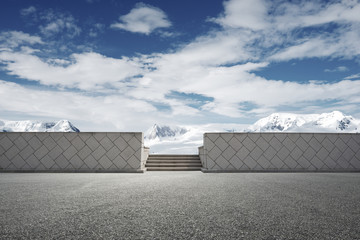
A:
[[1, 0, 360, 131]]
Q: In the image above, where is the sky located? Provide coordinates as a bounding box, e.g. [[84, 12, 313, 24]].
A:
[[0, 0, 360, 132]]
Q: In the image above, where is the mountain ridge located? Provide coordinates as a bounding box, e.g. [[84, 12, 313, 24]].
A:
[[0, 119, 80, 132], [2, 111, 358, 153], [246, 111, 359, 133], [144, 111, 359, 153], [145, 124, 188, 140]]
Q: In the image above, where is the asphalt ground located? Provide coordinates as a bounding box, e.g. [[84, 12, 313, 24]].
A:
[[0, 172, 359, 240]]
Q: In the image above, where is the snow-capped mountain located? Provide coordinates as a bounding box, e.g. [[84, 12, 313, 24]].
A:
[[145, 124, 187, 140], [0, 119, 80, 132], [144, 124, 195, 153], [246, 111, 360, 133], [144, 123, 248, 154], [144, 111, 359, 153]]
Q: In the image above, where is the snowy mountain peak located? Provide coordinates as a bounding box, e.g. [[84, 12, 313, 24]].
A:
[[145, 124, 187, 140], [247, 111, 359, 132], [0, 119, 80, 132]]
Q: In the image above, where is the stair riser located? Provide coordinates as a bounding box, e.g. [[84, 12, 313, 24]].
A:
[[146, 164, 202, 167], [147, 162, 201, 165], [149, 155, 199, 157], [147, 169, 201, 171], [146, 154, 202, 171], [146, 168, 201, 171], [147, 160, 201, 163], [147, 158, 200, 161]]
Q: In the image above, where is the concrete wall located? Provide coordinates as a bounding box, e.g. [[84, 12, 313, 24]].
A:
[[202, 133, 360, 172], [0, 132, 146, 173], [142, 147, 150, 169], [198, 146, 205, 167]]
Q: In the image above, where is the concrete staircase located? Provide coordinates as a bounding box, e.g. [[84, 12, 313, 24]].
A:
[[145, 154, 202, 171]]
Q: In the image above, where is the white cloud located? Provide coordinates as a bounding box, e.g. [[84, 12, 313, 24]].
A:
[[127, 45, 360, 118], [2, 0, 360, 129], [0, 80, 157, 131], [324, 66, 349, 72], [269, 29, 360, 61], [0, 51, 142, 91], [38, 10, 81, 38], [298, 1, 360, 27], [89, 23, 105, 37], [165, 64, 360, 118], [111, 3, 171, 35], [19, 8, 81, 39], [269, 38, 335, 61], [0, 31, 43, 48], [345, 73, 360, 80], [2, 15, 360, 121], [213, 0, 268, 30], [20, 6, 36, 16], [211, 0, 360, 62]]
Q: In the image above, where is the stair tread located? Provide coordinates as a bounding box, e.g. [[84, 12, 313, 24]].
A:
[[146, 163, 202, 166], [146, 167, 201, 171], [146, 154, 202, 171], [148, 156, 200, 158], [148, 155, 200, 157], [148, 157, 200, 160], [147, 160, 201, 162], [147, 160, 200, 162]]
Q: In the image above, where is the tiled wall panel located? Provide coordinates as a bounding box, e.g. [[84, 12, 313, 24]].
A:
[[0, 132, 145, 172], [202, 133, 360, 172]]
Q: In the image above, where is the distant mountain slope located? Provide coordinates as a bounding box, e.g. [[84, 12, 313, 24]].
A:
[[144, 123, 248, 153], [143, 111, 359, 153], [144, 124, 196, 153], [0, 119, 80, 132], [246, 111, 360, 132], [145, 124, 188, 140]]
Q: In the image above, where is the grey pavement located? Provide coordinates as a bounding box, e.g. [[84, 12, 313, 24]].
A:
[[0, 172, 360, 240]]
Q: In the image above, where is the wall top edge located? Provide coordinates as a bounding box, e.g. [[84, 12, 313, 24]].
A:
[[0, 132, 143, 134], [204, 132, 359, 135]]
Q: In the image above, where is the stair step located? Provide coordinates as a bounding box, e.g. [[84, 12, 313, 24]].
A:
[[148, 157, 200, 160], [146, 154, 202, 171], [147, 159, 200, 163], [149, 154, 199, 157], [146, 167, 201, 171], [146, 163, 202, 167], [147, 159, 200, 161]]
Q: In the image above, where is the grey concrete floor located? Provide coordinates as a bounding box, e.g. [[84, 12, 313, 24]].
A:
[[0, 172, 359, 240]]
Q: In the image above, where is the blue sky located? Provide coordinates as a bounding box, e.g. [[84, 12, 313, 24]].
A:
[[0, 0, 360, 131]]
